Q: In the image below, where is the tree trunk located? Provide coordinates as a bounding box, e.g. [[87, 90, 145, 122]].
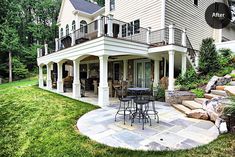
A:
[[9, 51, 12, 82]]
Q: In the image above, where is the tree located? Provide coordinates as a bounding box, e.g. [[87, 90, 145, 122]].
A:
[[199, 38, 220, 74], [0, 25, 20, 82]]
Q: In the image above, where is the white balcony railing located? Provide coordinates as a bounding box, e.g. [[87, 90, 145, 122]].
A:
[[37, 16, 190, 58]]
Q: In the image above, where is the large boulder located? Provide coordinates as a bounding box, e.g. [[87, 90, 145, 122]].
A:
[[216, 75, 232, 86], [187, 109, 209, 120], [205, 76, 219, 93], [203, 98, 226, 121]]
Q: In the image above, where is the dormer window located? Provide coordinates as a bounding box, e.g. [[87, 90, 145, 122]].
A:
[[60, 28, 63, 37], [110, 0, 115, 11], [80, 20, 88, 33], [66, 24, 69, 35], [72, 20, 76, 31], [194, 0, 198, 6]]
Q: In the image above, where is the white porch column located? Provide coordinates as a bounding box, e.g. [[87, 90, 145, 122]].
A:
[[71, 31, 76, 46], [55, 38, 59, 52], [87, 64, 90, 79], [57, 62, 64, 93], [164, 57, 167, 77], [39, 65, 44, 88], [168, 50, 175, 91], [123, 60, 128, 81], [73, 60, 81, 98], [153, 60, 160, 88], [46, 63, 52, 89], [97, 15, 102, 37], [37, 48, 40, 58], [181, 28, 187, 47], [44, 43, 48, 55], [146, 27, 151, 44], [98, 55, 109, 107], [107, 14, 113, 37], [169, 24, 175, 44], [181, 53, 187, 76], [195, 51, 199, 68]]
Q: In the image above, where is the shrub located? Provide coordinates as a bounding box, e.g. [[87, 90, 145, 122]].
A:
[[154, 85, 165, 101], [231, 74, 235, 78], [13, 57, 29, 80], [224, 97, 235, 115], [199, 38, 220, 74], [176, 68, 198, 89], [218, 48, 233, 58], [191, 88, 205, 98]]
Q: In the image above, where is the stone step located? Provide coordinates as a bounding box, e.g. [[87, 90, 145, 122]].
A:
[[224, 86, 235, 96], [204, 93, 224, 99], [172, 104, 191, 115], [230, 81, 235, 86], [194, 98, 209, 105], [211, 90, 228, 97], [182, 100, 203, 110], [216, 86, 225, 91]]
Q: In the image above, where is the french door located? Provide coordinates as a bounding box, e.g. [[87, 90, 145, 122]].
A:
[[134, 60, 151, 88]]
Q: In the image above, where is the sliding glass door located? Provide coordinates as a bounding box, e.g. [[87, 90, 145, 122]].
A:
[[135, 60, 151, 88]]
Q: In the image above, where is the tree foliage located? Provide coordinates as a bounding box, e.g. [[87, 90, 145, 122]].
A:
[[0, 0, 61, 81], [199, 38, 220, 74]]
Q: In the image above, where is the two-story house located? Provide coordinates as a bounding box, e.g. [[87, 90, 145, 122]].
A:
[[37, 0, 235, 107]]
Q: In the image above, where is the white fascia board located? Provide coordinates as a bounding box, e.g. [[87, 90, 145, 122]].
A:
[[148, 45, 187, 53], [37, 37, 149, 65]]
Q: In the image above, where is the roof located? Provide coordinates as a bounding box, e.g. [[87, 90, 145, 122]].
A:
[[69, 0, 102, 14]]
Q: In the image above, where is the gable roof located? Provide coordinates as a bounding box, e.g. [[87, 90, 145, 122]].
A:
[[69, 0, 102, 14]]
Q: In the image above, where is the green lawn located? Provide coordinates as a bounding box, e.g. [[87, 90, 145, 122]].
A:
[[0, 79, 235, 157]]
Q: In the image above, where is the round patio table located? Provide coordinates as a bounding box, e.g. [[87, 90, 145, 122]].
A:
[[128, 87, 151, 130], [127, 88, 150, 96]]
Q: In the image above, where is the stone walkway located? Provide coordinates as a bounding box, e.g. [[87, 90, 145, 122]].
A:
[[77, 102, 219, 151]]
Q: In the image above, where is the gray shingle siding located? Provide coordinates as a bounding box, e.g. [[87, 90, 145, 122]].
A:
[[70, 0, 102, 14]]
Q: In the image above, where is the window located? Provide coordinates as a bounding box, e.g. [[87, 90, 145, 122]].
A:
[[110, 0, 115, 11], [80, 20, 88, 33], [122, 24, 126, 37], [72, 20, 76, 31], [60, 28, 63, 37], [66, 24, 69, 35], [134, 20, 140, 34], [128, 22, 133, 36], [94, 20, 98, 30], [194, 0, 198, 6]]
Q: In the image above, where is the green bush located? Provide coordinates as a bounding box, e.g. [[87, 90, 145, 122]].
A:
[[176, 68, 198, 89], [191, 88, 205, 98], [224, 97, 235, 115], [13, 57, 29, 80], [154, 85, 165, 101], [219, 48, 233, 58], [199, 38, 220, 74]]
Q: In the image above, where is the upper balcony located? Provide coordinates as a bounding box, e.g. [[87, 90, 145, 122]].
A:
[[37, 15, 196, 59]]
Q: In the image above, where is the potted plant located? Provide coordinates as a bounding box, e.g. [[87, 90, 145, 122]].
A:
[[223, 96, 235, 132]]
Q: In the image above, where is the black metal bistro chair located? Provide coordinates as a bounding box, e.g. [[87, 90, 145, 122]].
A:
[[143, 89, 159, 123], [115, 89, 132, 125], [131, 90, 152, 130]]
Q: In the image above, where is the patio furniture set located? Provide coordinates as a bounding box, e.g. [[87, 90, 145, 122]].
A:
[[115, 87, 159, 130]]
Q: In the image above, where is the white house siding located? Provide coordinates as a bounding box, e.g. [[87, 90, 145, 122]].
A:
[[105, 0, 162, 31], [59, 0, 77, 37], [222, 26, 235, 41], [164, 0, 216, 50]]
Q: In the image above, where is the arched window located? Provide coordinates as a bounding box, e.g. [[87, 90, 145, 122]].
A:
[[66, 24, 69, 35], [72, 20, 76, 31], [80, 20, 87, 33], [60, 28, 63, 37]]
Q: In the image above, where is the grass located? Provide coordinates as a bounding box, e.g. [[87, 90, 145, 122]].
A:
[[0, 79, 235, 157]]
